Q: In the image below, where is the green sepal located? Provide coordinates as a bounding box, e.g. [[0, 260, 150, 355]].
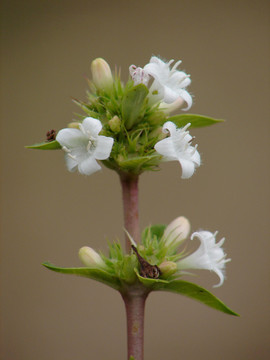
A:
[[25, 140, 61, 150], [43, 262, 121, 290], [120, 254, 138, 284], [117, 154, 161, 172], [142, 224, 166, 243], [153, 279, 239, 316], [167, 114, 224, 128], [122, 84, 149, 129]]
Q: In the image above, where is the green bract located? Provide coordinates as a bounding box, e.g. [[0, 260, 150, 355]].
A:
[[44, 225, 238, 316]]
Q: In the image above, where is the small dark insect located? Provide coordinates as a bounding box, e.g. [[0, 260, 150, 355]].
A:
[[131, 245, 161, 279], [46, 129, 56, 141]]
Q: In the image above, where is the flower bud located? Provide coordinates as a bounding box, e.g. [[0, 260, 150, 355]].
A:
[[91, 58, 113, 91], [68, 122, 80, 129], [108, 115, 121, 133], [78, 246, 106, 268], [163, 216, 190, 247], [159, 261, 177, 277], [159, 97, 185, 114]]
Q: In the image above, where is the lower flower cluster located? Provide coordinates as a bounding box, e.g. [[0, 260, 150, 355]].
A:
[[80, 216, 230, 288], [43, 216, 236, 315]]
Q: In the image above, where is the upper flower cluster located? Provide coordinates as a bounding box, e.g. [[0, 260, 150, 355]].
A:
[[55, 56, 199, 178]]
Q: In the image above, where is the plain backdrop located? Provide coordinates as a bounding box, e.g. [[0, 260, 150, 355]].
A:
[[1, 0, 269, 359]]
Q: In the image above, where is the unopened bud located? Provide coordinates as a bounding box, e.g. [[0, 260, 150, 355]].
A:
[[91, 58, 113, 91], [108, 115, 121, 133], [163, 216, 190, 247], [159, 261, 177, 276], [159, 97, 185, 114], [68, 122, 80, 129], [78, 246, 106, 268]]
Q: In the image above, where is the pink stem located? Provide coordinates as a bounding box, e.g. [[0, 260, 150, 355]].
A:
[[122, 291, 148, 360], [120, 173, 140, 251]]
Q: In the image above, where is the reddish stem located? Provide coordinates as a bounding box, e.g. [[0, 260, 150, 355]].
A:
[[120, 173, 140, 251], [122, 290, 148, 360]]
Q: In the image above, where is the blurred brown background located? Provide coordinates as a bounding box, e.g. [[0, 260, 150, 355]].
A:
[[1, 0, 269, 359]]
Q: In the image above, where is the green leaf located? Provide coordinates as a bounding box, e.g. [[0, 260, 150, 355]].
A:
[[25, 140, 61, 150], [43, 262, 121, 290], [167, 114, 224, 128], [152, 279, 239, 316], [122, 84, 149, 129]]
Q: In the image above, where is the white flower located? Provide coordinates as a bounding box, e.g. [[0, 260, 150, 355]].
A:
[[129, 65, 150, 86], [163, 216, 190, 247], [56, 117, 114, 176], [144, 56, 192, 110], [79, 246, 106, 268], [178, 231, 231, 287], [154, 121, 200, 179]]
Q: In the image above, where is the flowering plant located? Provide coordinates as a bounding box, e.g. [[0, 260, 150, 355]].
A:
[[28, 55, 238, 360]]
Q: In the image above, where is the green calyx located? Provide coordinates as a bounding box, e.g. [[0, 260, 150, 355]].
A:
[[75, 78, 166, 175]]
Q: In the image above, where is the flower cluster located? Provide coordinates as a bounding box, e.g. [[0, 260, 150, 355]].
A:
[[55, 56, 200, 178], [76, 216, 230, 289]]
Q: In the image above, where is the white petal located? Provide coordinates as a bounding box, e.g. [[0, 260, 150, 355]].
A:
[[179, 158, 196, 179], [178, 90, 193, 111], [212, 268, 225, 288], [64, 154, 78, 172], [162, 121, 177, 135], [94, 136, 114, 160], [163, 85, 179, 103], [81, 117, 102, 137], [179, 76, 191, 88], [154, 137, 177, 160], [56, 128, 87, 148], [78, 157, 101, 175], [191, 148, 201, 166]]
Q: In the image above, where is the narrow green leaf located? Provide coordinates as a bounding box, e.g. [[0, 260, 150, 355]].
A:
[[167, 114, 224, 128], [122, 84, 149, 129], [25, 140, 61, 150], [152, 279, 239, 316], [43, 262, 121, 290]]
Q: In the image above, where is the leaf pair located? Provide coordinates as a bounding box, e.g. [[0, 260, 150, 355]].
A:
[[43, 262, 238, 316]]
